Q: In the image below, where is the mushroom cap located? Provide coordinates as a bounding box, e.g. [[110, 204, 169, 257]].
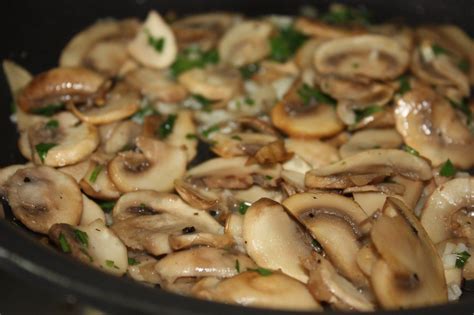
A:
[[242, 198, 314, 283], [5, 166, 82, 234], [314, 35, 410, 80]]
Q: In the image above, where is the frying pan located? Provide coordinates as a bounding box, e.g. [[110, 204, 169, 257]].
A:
[[0, 0, 473, 314]]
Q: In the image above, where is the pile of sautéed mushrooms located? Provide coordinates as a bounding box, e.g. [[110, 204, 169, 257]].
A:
[[3, 3, 474, 311]]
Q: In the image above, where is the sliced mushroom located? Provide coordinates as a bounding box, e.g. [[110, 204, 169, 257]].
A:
[[285, 138, 340, 169], [174, 179, 219, 210], [27, 112, 99, 167], [314, 35, 410, 80], [242, 198, 314, 283], [218, 20, 273, 67], [283, 192, 369, 286], [5, 166, 82, 234], [127, 254, 161, 285], [59, 159, 91, 183], [339, 129, 403, 158], [108, 136, 187, 193], [128, 11, 177, 69], [294, 17, 361, 39], [169, 232, 233, 251], [80, 194, 106, 226], [2, 59, 32, 101], [210, 132, 278, 158], [99, 120, 142, 154], [49, 219, 127, 276], [17, 67, 104, 114], [232, 185, 283, 204], [0, 163, 32, 195], [193, 271, 322, 311], [394, 86, 474, 168], [370, 197, 447, 309], [80, 155, 121, 200]]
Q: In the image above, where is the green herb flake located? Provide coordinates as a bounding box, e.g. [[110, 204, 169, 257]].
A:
[[321, 5, 371, 25], [35, 143, 57, 163], [186, 133, 198, 140], [235, 259, 240, 273], [192, 94, 213, 112], [202, 124, 220, 138], [432, 43, 448, 56], [58, 233, 71, 253], [244, 97, 255, 106], [99, 201, 116, 213], [249, 267, 272, 276], [171, 48, 219, 77], [270, 27, 308, 62], [89, 164, 103, 183], [32, 103, 65, 117], [105, 259, 119, 269], [157, 114, 177, 139], [73, 229, 89, 247], [458, 59, 470, 73], [398, 75, 411, 95], [132, 103, 158, 122], [128, 257, 139, 266], [239, 63, 260, 79], [265, 175, 273, 180], [297, 84, 336, 106], [402, 144, 420, 157], [455, 251, 471, 268], [231, 135, 242, 141], [144, 29, 165, 53], [238, 202, 250, 215], [45, 119, 59, 129], [439, 159, 457, 177], [354, 106, 383, 123]]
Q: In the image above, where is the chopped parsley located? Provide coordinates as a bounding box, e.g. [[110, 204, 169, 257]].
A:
[[455, 251, 471, 268], [171, 47, 219, 77], [132, 103, 158, 123], [458, 59, 470, 73], [89, 164, 103, 183], [186, 133, 198, 140], [157, 114, 177, 139], [402, 144, 420, 157], [264, 175, 273, 180], [144, 29, 165, 53], [58, 233, 71, 253], [128, 257, 139, 266], [244, 97, 255, 106], [432, 43, 448, 56], [320, 5, 371, 25], [35, 143, 57, 163], [32, 103, 65, 117], [99, 201, 116, 213], [448, 98, 472, 125], [238, 202, 250, 215], [297, 84, 336, 106], [398, 75, 411, 95], [231, 135, 242, 141], [235, 259, 240, 273], [354, 106, 383, 123], [73, 229, 89, 247], [270, 27, 308, 62], [105, 259, 119, 269], [439, 159, 457, 177], [45, 119, 59, 129], [248, 267, 272, 276], [239, 63, 260, 79], [192, 94, 213, 112], [202, 124, 220, 138]]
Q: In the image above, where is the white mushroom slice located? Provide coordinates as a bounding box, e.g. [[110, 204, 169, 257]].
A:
[[178, 66, 242, 101], [2, 59, 32, 100], [242, 198, 314, 283], [339, 129, 403, 159], [100, 120, 141, 154], [111, 191, 223, 256], [283, 193, 369, 286], [154, 247, 256, 284], [128, 11, 177, 69], [80, 158, 121, 200], [285, 138, 340, 169], [370, 197, 447, 309], [370, 24, 414, 51], [59, 159, 91, 183], [233, 185, 283, 204], [210, 132, 278, 158], [343, 183, 405, 195], [307, 257, 375, 311], [0, 163, 32, 195], [80, 194, 106, 226], [218, 20, 273, 67], [169, 232, 233, 251], [394, 86, 474, 168], [5, 166, 82, 234], [294, 17, 361, 39], [421, 177, 474, 244], [28, 112, 99, 167], [356, 243, 379, 277], [193, 272, 322, 311], [314, 35, 410, 80], [225, 213, 245, 253], [108, 136, 187, 193], [252, 60, 299, 85], [127, 254, 161, 285], [84, 39, 134, 77], [391, 175, 424, 210], [124, 67, 188, 103], [353, 192, 387, 217], [71, 82, 140, 125]]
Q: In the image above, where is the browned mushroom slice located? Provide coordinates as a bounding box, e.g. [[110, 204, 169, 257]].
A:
[[246, 140, 293, 166], [210, 132, 278, 158], [252, 60, 299, 85], [294, 17, 361, 39], [59, 159, 91, 183], [314, 35, 410, 80], [80, 156, 121, 200], [5, 166, 82, 234], [339, 129, 403, 158], [271, 81, 344, 138], [421, 177, 474, 244], [108, 136, 187, 193], [17, 67, 105, 114], [127, 254, 161, 285], [369, 23, 415, 51], [193, 272, 322, 311], [283, 193, 369, 286], [218, 20, 273, 67], [99, 120, 142, 155], [394, 86, 474, 168], [174, 179, 219, 210], [285, 138, 339, 169], [124, 67, 188, 103], [128, 11, 178, 69], [169, 232, 233, 251], [0, 163, 32, 195], [242, 198, 314, 283]]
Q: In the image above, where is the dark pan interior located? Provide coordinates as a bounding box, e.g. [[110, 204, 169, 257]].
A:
[[1, 1, 474, 314]]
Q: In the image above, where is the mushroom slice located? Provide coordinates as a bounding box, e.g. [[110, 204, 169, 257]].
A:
[[394, 86, 474, 168], [5, 166, 82, 234], [128, 11, 177, 69], [420, 177, 474, 244], [127, 254, 161, 285], [285, 138, 340, 169], [242, 198, 314, 283], [178, 65, 242, 101], [108, 136, 187, 193], [339, 129, 403, 158], [294, 17, 361, 39], [80, 194, 106, 226], [218, 20, 273, 67], [0, 163, 32, 195], [193, 272, 322, 311], [28, 112, 99, 167], [59, 159, 91, 183], [174, 179, 219, 210], [49, 220, 127, 276], [169, 233, 233, 251], [84, 40, 133, 77], [306, 149, 433, 189], [210, 132, 278, 158], [111, 190, 223, 256], [370, 197, 447, 309], [99, 120, 141, 155], [71, 82, 140, 125], [80, 156, 121, 200], [307, 257, 375, 311], [17, 67, 104, 113], [124, 67, 188, 103], [271, 80, 344, 138], [2, 59, 32, 102], [283, 193, 369, 286], [246, 140, 293, 166], [314, 35, 410, 80], [154, 247, 256, 284]]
